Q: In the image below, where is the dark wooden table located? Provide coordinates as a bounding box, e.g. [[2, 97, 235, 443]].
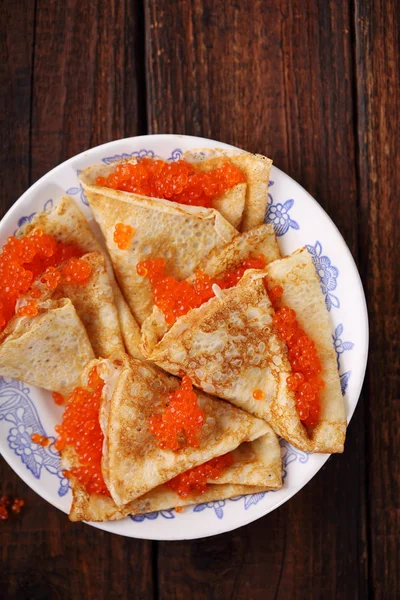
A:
[[1, 1, 399, 598]]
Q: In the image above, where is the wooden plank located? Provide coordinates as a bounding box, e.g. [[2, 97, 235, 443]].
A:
[[30, 0, 147, 182], [354, 1, 400, 597], [1, 2, 154, 598], [146, 1, 368, 598], [0, 0, 34, 216]]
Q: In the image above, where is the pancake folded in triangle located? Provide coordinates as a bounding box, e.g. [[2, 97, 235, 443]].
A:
[[79, 160, 246, 230], [141, 223, 281, 355], [143, 249, 345, 453], [79, 169, 238, 324], [18, 195, 143, 360], [67, 424, 281, 522], [183, 148, 273, 232], [0, 298, 94, 395], [97, 354, 270, 506], [265, 248, 346, 453]]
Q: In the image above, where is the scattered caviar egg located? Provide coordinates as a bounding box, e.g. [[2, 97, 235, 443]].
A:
[[17, 300, 38, 318], [96, 158, 246, 207], [0, 495, 24, 521], [31, 433, 50, 447], [252, 389, 266, 401], [149, 376, 205, 451], [52, 392, 65, 405], [54, 367, 110, 496], [166, 453, 234, 498], [114, 223, 134, 250], [137, 254, 266, 324], [0, 231, 84, 330], [273, 304, 323, 427]]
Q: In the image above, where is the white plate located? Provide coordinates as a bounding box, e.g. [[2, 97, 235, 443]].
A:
[[0, 134, 368, 540]]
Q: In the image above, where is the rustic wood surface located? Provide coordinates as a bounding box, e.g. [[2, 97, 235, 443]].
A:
[[0, 0, 398, 598]]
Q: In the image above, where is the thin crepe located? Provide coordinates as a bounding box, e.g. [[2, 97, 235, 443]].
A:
[[79, 169, 238, 324], [141, 223, 281, 355], [183, 148, 273, 232], [67, 425, 281, 522], [18, 195, 143, 360], [143, 250, 345, 453], [54, 252, 124, 357], [98, 353, 269, 506], [265, 248, 346, 453], [0, 298, 94, 395]]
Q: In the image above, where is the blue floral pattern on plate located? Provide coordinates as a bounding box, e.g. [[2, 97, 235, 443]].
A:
[[16, 199, 54, 233], [265, 182, 299, 236], [306, 241, 340, 311], [101, 148, 183, 165], [332, 324, 354, 370], [66, 170, 88, 206], [0, 378, 69, 497]]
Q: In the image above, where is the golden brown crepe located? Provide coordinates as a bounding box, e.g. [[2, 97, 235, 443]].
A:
[[0, 298, 94, 395], [183, 148, 273, 232], [78, 158, 247, 229], [141, 249, 345, 453], [54, 252, 123, 358], [97, 354, 269, 506], [79, 169, 238, 324], [17, 195, 143, 360], [265, 248, 346, 453], [141, 223, 281, 355]]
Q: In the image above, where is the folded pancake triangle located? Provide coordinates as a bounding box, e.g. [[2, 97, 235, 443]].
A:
[[141, 249, 346, 453], [66, 353, 282, 522]]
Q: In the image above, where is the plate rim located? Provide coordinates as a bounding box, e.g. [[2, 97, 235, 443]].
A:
[[0, 133, 369, 540]]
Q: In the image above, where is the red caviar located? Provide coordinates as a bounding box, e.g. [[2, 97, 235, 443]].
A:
[[114, 223, 134, 250], [137, 254, 266, 324], [0, 230, 88, 330], [273, 305, 324, 427], [17, 300, 38, 318], [61, 257, 92, 284], [52, 392, 65, 406], [149, 376, 205, 451], [54, 366, 109, 496], [96, 158, 246, 207], [166, 453, 234, 498], [0, 495, 25, 521], [31, 433, 50, 447], [252, 389, 266, 401]]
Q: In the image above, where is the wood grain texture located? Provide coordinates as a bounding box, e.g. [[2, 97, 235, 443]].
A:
[[0, 2, 154, 599], [147, 1, 368, 598], [355, 0, 400, 597], [30, 0, 147, 183]]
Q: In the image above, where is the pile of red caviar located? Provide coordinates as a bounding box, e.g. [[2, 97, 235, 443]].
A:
[[0, 495, 24, 521], [0, 230, 91, 330], [149, 376, 205, 451], [269, 285, 323, 428], [137, 254, 266, 324], [55, 367, 110, 496], [96, 158, 246, 207], [166, 453, 234, 498], [113, 223, 134, 250]]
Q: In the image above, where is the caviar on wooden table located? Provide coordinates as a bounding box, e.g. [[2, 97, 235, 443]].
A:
[[0, 230, 90, 329], [149, 376, 205, 451], [96, 158, 246, 207], [166, 453, 234, 498], [55, 366, 110, 496], [137, 254, 266, 324]]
